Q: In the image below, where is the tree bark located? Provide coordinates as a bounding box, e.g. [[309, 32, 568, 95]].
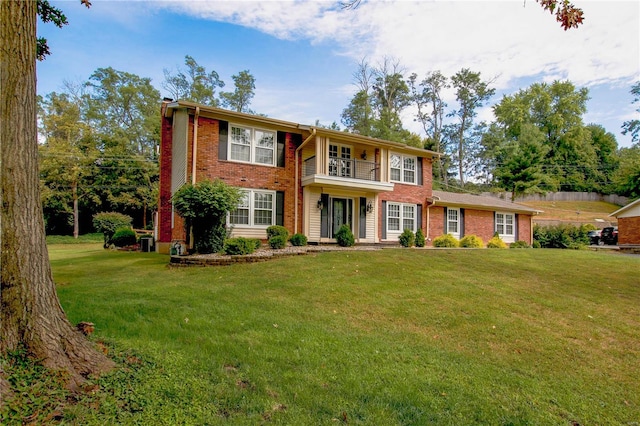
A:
[[1, 0, 114, 388]]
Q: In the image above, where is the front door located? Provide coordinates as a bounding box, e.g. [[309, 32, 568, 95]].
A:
[[331, 198, 352, 238]]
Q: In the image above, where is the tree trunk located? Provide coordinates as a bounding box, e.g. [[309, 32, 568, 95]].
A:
[[73, 180, 79, 238], [1, 0, 114, 388]]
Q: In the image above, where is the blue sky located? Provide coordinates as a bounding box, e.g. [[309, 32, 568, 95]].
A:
[[37, 0, 639, 148]]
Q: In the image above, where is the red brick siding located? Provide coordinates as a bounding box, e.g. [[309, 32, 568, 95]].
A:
[[428, 206, 445, 245], [619, 216, 640, 245], [517, 214, 532, 244], [378, 157, 432, 239], [158, 104, 174, 244], [159, 114, 301, 244], [463, 209, 495, 243]]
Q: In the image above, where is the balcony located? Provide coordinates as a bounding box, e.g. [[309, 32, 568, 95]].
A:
[[302, 156, 393, 192]]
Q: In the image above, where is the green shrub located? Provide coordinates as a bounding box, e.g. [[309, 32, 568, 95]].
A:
[[266, 225, 289, 240], [335, 224, 355, 247], [399, 229, 415, 247], [532, 240, 541, 248], [433, 234, 458, 248], [289, 233, 308, 247], [93, 212, 133, 248], [533, 223, 590, 249], [223, 237, 258, 255], [269, 235, 287, 249], [459, 235, 484, 248], [111, 227, 137, 247], [510, 240, 531, 249], [487, 236, 508, 249], [415, 228, 426, 247]]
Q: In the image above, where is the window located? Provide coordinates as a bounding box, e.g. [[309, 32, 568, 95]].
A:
[[229, 124, 275, 166], [447, 208, 460, 237], [229, 190, 275, 227], [329, 143, 352, 177], [390, 153, 416, 184], [387, 202, 416, 234], [496, 212, 515, 242]]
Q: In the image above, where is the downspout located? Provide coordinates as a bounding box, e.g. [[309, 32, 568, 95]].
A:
[[294, 128, 317, 234], [426, 195, 440, 242], [191, 106, 200, 184]]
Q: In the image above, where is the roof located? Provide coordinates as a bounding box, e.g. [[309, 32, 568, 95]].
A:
[[610, 198, 640, 217], [163, 100, 439, 158], [429, 190, 542, 215]]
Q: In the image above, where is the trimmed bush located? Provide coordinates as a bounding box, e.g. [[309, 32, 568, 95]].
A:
[[111, 227, 137, 247], [532, 240, 541, 249], [399, 229, 415, 247], [487, 236, 508, 249], [266, 225, 289, 240], [93, 212, 133, 248], [415, 228, 426, 248], [459, 235, 484, 248], [510, 240, 531, 249], [433, 234, 458, 248], [269, 235, 287, 249], [289, 233, 308, 247], [223, 237, 259, 255], [533, 223, 591, 249], [335, 224, 355, 247]]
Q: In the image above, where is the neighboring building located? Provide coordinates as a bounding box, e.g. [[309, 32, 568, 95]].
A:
[[157, 100, 539, 253], [427, 191, 540, 245], [610, 198, 640, 246]]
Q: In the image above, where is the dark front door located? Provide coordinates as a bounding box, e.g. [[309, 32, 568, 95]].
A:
[[331, 198, 352, 238]]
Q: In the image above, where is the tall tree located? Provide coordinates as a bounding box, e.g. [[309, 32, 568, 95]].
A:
[[408, 70, 450, 184], [621, 82, 640, 144], [220, 70, 256, 113], [341, 59, 375, 136], [163, 55, 225, 106], [1, 0, 114, 389], [448, 68, 495, 186], [371, 58, 411, 142], [612, 146, 640, 198], [38, 92, 100, 237]]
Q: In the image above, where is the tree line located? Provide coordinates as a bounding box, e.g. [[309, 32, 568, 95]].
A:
[[38, 56, 256, 236], [339, 58, 640, 200]]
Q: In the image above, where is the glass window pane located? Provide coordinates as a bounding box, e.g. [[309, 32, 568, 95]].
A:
[[391, 169, 401, 181], [231, 126, 250, 145], [231, 144, 250, 161], [404, 170, 415, 183], [254, 210, 273, 225], [404, 157, 415, 170], [256, 130, 274, 148], [255, 147, 273, 165], [254, 192, 273, 210], [230, 209, 249, 225], [391, 155, 401, 169], [389, 218, 400, 231]]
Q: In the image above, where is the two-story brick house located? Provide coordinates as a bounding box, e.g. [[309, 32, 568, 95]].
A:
[[157, 100, 538, 253]]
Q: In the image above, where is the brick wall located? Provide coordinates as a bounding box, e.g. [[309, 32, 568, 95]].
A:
[[158, 103, 174, 246], [378, 157, 433, 238], [463, 209, 495, 243], [619, 216, 640, 245]]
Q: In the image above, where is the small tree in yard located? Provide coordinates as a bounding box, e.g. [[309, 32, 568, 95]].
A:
[[172, 180, 242, 254], [93, 212, 132, 248]]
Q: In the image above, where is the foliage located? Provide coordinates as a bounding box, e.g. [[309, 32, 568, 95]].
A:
[[536, 0, 584, 30], [223, 237, 259, 255], [398, 229, 415, 247], [487, 236, 508, 249], [510, 240, 531, 249], [621, 82, 640, 143], [268, 235, 287, 250], [612, 146, 640, 198], [162, 55, 224, 106], [220, 70, 256, 113], [111, 228, 136, 247], [335, 224, 355, 247], [415, 228, 426, 247], [266, 225, 289, 240], [289, 233, 308, 247], [533, 223, 591, 249], [172, 180, 242, 254], [459, 235, 484, 248], [433, 233, 459, 248], [92, 212, 133, 247]]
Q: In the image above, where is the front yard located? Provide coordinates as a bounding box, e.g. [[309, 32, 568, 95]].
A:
[[3, 245, 639, 424]]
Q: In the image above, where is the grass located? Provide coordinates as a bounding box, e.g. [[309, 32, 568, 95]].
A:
[[521, 200, 621, 223], [2, 245, 639, 425], [45, 233, 104, 245]]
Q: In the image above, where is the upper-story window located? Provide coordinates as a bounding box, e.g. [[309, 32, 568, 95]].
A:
[[329, 143, 352, 177], [390, 153, 416, 184], [229, 124, 275, 166]]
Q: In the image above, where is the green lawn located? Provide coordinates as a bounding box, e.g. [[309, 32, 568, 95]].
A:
[[6, 245, 640, 424]]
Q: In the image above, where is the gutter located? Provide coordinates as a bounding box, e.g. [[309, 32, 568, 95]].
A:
[[425, 195, 440, 242], [191, 106, 200, 184], [294, 128, 317, 234]]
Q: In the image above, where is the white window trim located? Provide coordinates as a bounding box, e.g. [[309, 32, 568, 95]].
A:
[[386, 202, 417, 239], [389, 152, 417, 185], [229, 189, 276, 228], [228, 123, 276, 166], [495, 211, 515, 243], [446, 207, 460, 239]]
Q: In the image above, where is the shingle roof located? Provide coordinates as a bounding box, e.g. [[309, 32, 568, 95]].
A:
[[429, 190, 542, 214]]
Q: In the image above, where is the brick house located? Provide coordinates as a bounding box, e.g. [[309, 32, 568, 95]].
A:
[[157, 100, 539, 253], [610, 198, 640, 246]]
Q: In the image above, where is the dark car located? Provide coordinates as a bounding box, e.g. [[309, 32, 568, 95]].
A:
[[588, 229, 601, 245], [599, 226, 618, 245]]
